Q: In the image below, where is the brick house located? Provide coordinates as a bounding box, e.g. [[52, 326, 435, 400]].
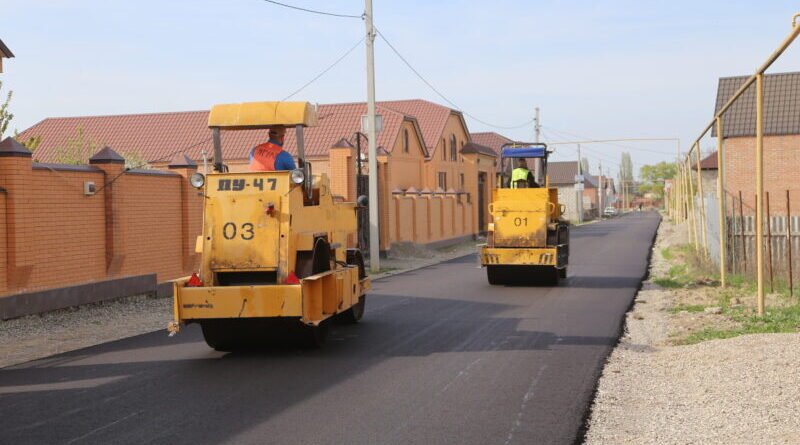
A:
[[547, 161, 597, 222], [0, 38, 13, 73], [714, 72, 800, 212], [19, 99, 497, 251], [471, 132, 513, 155], [693, 151, 718, 197], [582, 175, 616, 215]]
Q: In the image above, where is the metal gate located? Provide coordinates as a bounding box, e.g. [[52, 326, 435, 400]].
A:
[[356, 174, 369, 254], [478, 172, 486, 234]]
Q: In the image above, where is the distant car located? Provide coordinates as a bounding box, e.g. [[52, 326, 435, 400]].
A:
[[603, 206, 618, 216]]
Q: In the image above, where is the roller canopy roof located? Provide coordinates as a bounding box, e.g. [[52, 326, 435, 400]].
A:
[[500, 146, 547, 158], [208, 101, 318, 129]]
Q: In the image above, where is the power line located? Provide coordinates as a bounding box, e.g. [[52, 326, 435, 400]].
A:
[[283, 36, 366, 101], [542, 125, 676, 155], [375, 27, 536, 131], [541, 130, 621, 166], [261, 0, 364, 19], [94, 135, 213, 194]]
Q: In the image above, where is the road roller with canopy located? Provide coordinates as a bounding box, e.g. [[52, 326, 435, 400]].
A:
[[479, 143, 569, 285], [167, 101, 370, 349]]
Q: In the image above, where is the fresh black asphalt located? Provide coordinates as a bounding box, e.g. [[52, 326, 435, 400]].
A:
[[0, 212, 660, 445]]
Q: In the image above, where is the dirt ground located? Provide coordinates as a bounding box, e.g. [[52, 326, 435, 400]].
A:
[[585, 220, 800, 444]]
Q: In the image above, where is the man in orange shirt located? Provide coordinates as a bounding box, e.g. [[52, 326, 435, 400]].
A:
[[249, 126, 297, 171]]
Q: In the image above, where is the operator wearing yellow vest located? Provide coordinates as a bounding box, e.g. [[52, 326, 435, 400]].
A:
[[511, 158, 538, 188]]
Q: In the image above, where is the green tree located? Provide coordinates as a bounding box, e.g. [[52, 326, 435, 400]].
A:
[[121, 150, 150, 169], [0, 80, 44, 153], [0, 81, 12, 138], [13, 129, 41, 151], [54, 127, 98, 165], [619, 152, 634, 202], [639, 161, 677, 199], [52, 126, 148, 167], [580, 157, 590, 175]]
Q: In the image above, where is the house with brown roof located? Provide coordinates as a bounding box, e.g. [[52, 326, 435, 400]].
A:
[[0, 38, 13, 73], [548, 161, 601, 221], [471, 132, 513, 156], [692, 151, 718, 197], [19, 98, 497, 250], [713, 71, 800, 212]]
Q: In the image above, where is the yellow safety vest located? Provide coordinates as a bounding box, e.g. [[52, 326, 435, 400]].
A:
[[511, 168, 530, 188]]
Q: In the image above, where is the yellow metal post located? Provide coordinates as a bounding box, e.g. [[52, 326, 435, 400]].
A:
[[716, 117, 727, 287], [756, 73, 765, 316], [686, 157, 699, 251], [679, 162, 685, 222], [679, 171, 684, 222], [695, 142, 709, 257]]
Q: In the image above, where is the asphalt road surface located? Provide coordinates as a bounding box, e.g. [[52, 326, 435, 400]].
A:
[[0, 212, 660, 445]]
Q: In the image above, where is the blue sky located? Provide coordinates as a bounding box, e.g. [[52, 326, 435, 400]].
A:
[[3, 0, 800, 178]]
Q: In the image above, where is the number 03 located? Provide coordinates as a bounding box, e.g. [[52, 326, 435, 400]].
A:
[[222, 222, 255, 240]]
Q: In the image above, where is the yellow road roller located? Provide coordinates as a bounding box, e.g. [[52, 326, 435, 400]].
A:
[[168, 101, 369, 349], [479, 143, 569, 285]]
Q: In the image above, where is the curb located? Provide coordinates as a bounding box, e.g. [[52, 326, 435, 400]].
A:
[[367, 249, 478, 282]]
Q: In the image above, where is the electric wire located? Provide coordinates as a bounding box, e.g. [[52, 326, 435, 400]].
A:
[[261, 0, 364, 19], [542, 125, 675, 155], [282, 36, 366, 101], [93, 135, 213, 194], [375, 27, 536, 130]]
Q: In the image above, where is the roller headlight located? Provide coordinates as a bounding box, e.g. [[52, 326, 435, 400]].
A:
[[189, 172, 205, 189], [291, 169, 305, 184]]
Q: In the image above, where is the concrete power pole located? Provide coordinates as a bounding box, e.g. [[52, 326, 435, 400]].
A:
[[598, 161, 603, 220], [365, 0, 380, 273], [534, 107, 541, 143]]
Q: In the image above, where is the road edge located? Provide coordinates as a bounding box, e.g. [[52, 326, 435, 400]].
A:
[[573, 212, 663, 445]]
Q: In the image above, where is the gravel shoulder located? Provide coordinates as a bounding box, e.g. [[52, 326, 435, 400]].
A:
[[0, 240, 481, 369], [585, 220, 800, 444]]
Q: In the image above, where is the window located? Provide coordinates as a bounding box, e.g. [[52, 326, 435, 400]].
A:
[[459, 173, 465, 190], [438, 172, 447, 190], [450, 135, 457, 161], [403, 129, 409, 153], [441, 138, 446, 161]]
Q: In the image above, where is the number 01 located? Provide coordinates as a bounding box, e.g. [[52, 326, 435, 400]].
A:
[[514, 217, 528, 227]]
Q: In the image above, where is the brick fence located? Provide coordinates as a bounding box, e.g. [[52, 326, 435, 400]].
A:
[[0, 138, 201, 307], [391, 188, 473, 245], [0, 136, 478, 316]]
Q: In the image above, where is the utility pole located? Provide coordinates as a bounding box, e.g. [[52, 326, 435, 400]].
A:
[[365, 0, 380, 273], [534, 107, 541, 143], [598, 161, 603, 219]]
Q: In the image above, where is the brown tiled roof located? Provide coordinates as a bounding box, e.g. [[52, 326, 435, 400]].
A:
[[699, 151, 718, 170], [712, 72, 800, 138], [19, 102, 415, 164], [0, 39, 13, 58], [460, 142, 497, 157], [470, 132, 513, 155], [380, 99, 464, 156], [548, 161, 579, 185]]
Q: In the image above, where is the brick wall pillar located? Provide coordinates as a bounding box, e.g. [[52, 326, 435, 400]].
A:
[[89, 146, 126, 277], [168, 154, 200, 274], [0, 138, 33, 290], [329, 140, 356, 201]]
